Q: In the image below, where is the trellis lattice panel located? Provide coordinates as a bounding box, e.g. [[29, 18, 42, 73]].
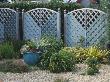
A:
[[23, 8, 60, 41], [0, 8, 18, 42], [65, 8, 107, 47]]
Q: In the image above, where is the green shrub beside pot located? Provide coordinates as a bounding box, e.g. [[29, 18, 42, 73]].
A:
[[49, 49, 75, 73], [38, 36, 63, 69]]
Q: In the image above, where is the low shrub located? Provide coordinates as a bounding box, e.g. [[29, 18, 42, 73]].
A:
[[86, 67, 98, 75], [0, 42, 15, 59], [106, 52, 110, 64], [10, 40, 26, 58], [39, 36, 63, 53], [62, 47, 87, 63], [3, 39, 26, 58], [86, 46, 108, 60], [38, 36, 63, 70], [62, 46, 109, 63], [85, 57, 100, 75], [49, 49, 75, 73]]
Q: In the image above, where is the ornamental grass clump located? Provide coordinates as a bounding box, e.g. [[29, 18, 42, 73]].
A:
[[86, 46, 110, 63], [0, 42, 15, 59], [62, 46, 109, 63], [62, 47, 88, 63]]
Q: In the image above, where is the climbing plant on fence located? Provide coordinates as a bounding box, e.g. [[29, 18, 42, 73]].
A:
[[0, 2, 81, 11]]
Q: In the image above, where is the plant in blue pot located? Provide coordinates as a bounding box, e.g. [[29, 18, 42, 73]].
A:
[[20, 40, 42, 65]]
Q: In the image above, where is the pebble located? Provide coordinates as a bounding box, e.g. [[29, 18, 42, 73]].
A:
[[0, 64, 110, 82]]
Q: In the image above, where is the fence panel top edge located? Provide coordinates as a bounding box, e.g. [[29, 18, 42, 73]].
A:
[[25, 8, 59, 14], [66, 8, 106, 15], [0, 8, 16, 13]]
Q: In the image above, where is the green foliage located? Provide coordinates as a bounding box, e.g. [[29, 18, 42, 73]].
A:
[[99, 0, 110, 42], [105, 49, 110, 63], [86, 46, 110, 64], [85, 57, 99, 75], [26, 40, 37, 49], [107, 7, 110, 42], [39, 36, 63, 53], [86, 46, 107, 59], [4, 39, 26, 58], [0, 2, 81, 11], [62, 47, 88, 63], [12, 40, 25, 52], [38, 36, 63, 70], [0, 42, 15, 59], [85, 57, 99, 67], [78, 36, 85, 47], [62, 46, 109, 63], [86, 67, 98, 75], [0, 40, 25, 59], [10, 40, 25, 58], [50, 0, 63, 3], [97, 36, 107, 49], [99, 0, 109, 12], [49, 49, 75, 73]]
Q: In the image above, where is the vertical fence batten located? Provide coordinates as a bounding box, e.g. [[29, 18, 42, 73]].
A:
[[64, 9, 67, 46], [16, 8, 19, 40], [57, 8, 61, 40], [22, 9, 24, 40]]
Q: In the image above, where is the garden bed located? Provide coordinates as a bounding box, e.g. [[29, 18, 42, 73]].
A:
[[0, 59, 110, 82], [0, 36, 110, 82]]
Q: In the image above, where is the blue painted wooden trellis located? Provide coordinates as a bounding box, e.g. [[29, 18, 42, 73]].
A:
[[23, 8, 61, 41], [64, 8, 107, 47], [0, 8, 107, 46], [0, 8, 19, 42]]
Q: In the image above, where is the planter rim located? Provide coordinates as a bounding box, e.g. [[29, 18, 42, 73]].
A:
[[23, 51, 42, 54], [24, 51, 33, 54]]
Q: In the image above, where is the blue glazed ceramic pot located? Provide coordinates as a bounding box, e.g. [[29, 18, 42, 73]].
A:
[[23, 52, 40, 65]]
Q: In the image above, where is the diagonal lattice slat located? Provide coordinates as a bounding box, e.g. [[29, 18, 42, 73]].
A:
[[65, 8, 107, 47], [0, 8, 18, 42], [24, 8, 60, 41]]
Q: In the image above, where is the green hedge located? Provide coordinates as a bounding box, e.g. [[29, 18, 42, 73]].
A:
[[0, 2, 81, 11]]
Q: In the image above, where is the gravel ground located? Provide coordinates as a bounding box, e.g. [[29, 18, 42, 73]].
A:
[[0, 64, 110, 82]]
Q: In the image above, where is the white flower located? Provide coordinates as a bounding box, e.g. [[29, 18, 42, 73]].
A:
[[20, 44, 30, 54]]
